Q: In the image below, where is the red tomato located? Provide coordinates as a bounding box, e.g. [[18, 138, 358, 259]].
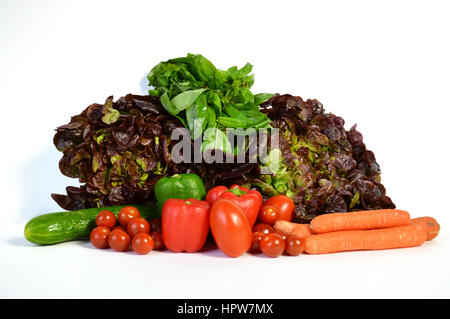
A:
[[263, 195, 295, 221], [132, 233, 154, 255], [285, 235, 304, 256], [275, 230, 289, 242], [150, 232, 165, 250], [205, 185, 228, 206], [118, 206, 141, 227], [127, 217, 150, 237], [252, 223, 274, 234], [112, 225, 126, 232], [95, 210, 116, 229], [107, 229, 131, 252], [258, 205, 279, 225], [90, 226, 110, 249], [249, 231, 265, 253], [260, 232, 285, 258], [149, 218, 162, 233], [209, 199, 252, 258]]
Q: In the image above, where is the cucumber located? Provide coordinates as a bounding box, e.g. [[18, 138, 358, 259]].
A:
[[24, 205, 159, 245]]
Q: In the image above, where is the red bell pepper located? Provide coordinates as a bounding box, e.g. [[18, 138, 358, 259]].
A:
[[205, 185, 228, 206], [207, 185, 263, 227], [161, 198, 210, 253]]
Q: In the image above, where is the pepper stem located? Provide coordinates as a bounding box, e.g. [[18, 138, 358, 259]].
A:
[[226, 187, 247, 196]]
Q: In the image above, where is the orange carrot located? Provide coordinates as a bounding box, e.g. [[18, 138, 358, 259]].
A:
[[310, 209, 411, 233], [274, 220, 314, 239], [273, 220, 297, 234], [304, 225, 427, 254], [411, 217, 440, 241]]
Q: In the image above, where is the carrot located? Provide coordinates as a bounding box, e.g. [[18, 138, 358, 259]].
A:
[[274, 220, 314, 239], [304, 225, 427, 254], [411, 217, 440, 241], [310, 209, 411, 233], [273, 220, 297, 234]]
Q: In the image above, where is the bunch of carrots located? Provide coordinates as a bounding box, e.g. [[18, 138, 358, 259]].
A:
[[274, 209, 440, 254]]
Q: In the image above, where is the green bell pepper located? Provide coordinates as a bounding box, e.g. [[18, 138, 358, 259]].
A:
[[154, 173, 207, 213]]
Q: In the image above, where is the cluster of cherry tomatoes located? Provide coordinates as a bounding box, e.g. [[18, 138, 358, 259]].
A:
[[257, 195, 295, 225], [89, 193, 303, 258], [90, 207, 164, 255], [250, 223, 304, 257], [248, 194, 304, 258]]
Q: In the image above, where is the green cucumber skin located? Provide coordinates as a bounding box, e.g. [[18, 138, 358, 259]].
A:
[[24, 205, 159, 245]]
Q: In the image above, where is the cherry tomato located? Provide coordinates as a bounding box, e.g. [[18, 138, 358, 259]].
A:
[[112, 225, 126, 232], [252, 223, 274, 234], [118, 206, 140, 227], [149, 218, 162, 233], [150, 232, 165, 250], [107, 229, 131, 252], [127, 217, 150, 237], [258, 205, 279, 225], [285, 235, 304, 256], [263, 195, 295, 221], [275, 230, 289, 242], [132, 233, 154, 255], [95, 210, 116, 228], [260, 232, 285, 258], [249, 231, 265, 253], [209, 199, 252, 258], [90, 226, 110, 249]]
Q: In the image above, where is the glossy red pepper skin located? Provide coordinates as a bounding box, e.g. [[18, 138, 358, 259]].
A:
[[205, 185, 228, 206], [217, 185, 263, 227], [162, 198, 210, 253]]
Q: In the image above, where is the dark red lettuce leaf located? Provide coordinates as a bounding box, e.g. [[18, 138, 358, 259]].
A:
[[258, 94, 395, 223], [52, 94, 256, 210], [53, 93, 395, 223]]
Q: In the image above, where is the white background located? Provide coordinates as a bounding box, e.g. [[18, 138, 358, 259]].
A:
[[1, 0, 449, 298]]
